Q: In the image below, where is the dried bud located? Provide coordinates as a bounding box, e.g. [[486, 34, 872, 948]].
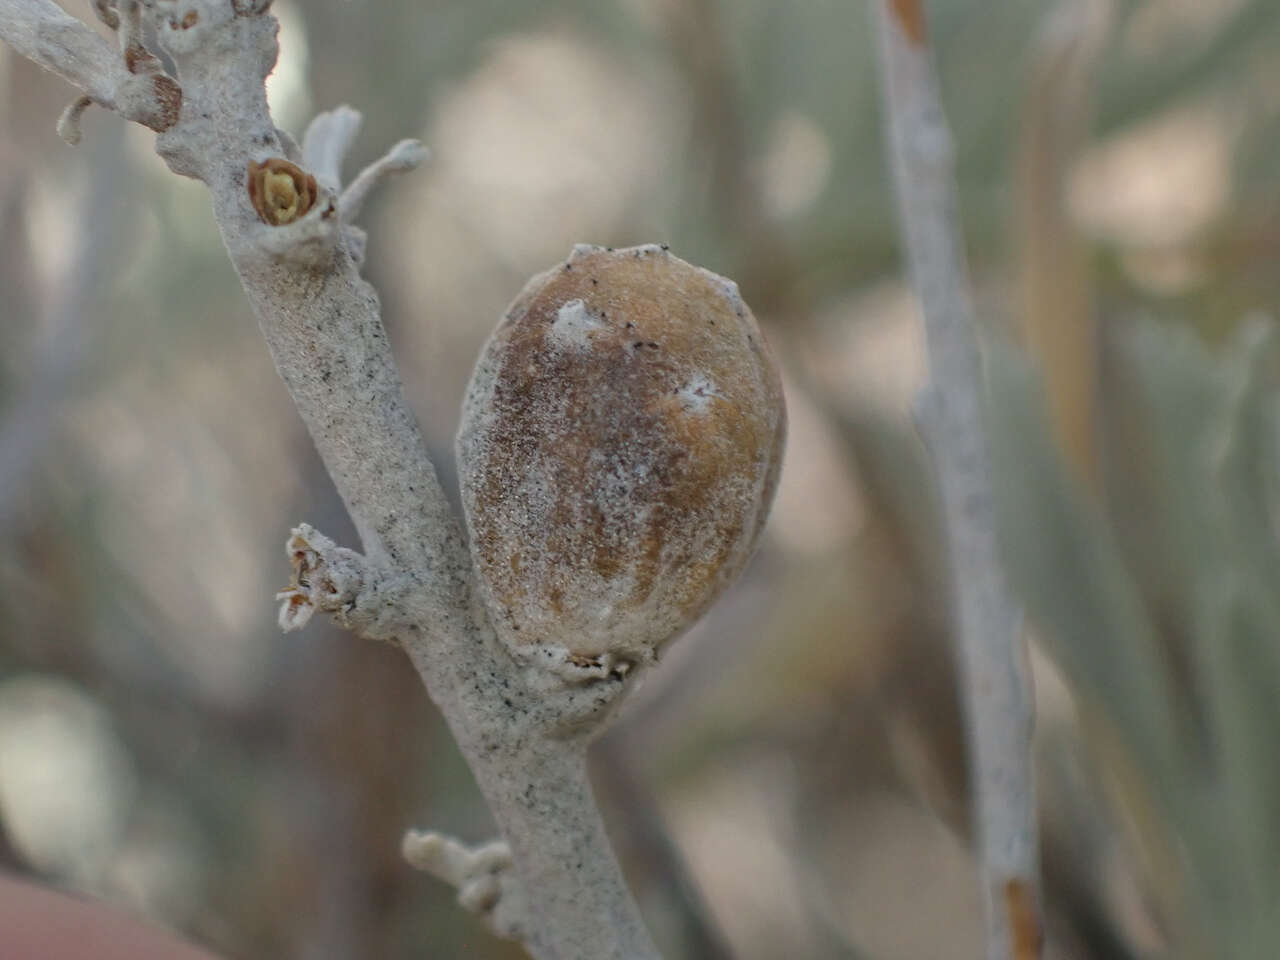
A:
[[457, 244, 786, 674], [247, 158, 317, 226]]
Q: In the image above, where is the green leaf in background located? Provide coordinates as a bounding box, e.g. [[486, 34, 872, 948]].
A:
[[1209, 320, 1280, 603], [994, 317, 1280, 959], [1121, 316, 1280, 958], [984, 342, 1183, 792], [1197, 583, 1280, 958], [835, 404, 944, 600]]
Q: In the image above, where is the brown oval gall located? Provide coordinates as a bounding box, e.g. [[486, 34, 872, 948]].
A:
[[457, 244, 786, 674]]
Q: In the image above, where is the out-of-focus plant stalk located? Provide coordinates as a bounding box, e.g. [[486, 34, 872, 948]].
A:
[[872, 3, 1042, 959], [1015, 0, 1112, 492]]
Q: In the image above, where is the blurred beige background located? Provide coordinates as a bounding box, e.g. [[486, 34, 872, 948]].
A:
[[3, 1, 1280, 958]]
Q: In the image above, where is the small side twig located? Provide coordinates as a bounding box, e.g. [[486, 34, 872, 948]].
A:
[[55, 95, 93, 145], [403, 831, 531, 944], [275, 524, 416, 641], [340, 139, 427, 223], [872, 3, 1042, 960], [301, 104, 364, 190], [0, 0, 180, 135]]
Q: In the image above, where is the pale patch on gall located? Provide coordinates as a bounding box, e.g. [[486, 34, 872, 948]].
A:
[[548, 299, 602, 349]]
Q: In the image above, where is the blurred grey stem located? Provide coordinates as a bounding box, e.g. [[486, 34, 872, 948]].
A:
[[0, 122, 123, 540], [871, 4, 1041, 960], [592, 743, 735, 960]]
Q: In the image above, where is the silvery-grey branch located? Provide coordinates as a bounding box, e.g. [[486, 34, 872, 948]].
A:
[[0, 0, 181, 142], [0, 2, 795, 957], [0, 3, 672, 958], [873, 3, 1042, 960]]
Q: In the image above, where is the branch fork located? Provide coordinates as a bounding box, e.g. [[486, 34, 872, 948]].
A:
[[245, 111, 426, 267]]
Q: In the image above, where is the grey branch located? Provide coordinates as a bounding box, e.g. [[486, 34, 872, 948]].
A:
[[873, 4, 1042, 960], [0, 3, 661, 958], [0, 0, 180, 134]]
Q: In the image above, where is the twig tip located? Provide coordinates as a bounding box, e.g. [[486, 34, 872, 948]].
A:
[[56, 96, 94, 146], [889, 0, 929, 46]]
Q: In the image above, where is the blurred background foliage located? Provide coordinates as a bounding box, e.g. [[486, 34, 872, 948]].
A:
[[1, 0, 1279, 957]]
